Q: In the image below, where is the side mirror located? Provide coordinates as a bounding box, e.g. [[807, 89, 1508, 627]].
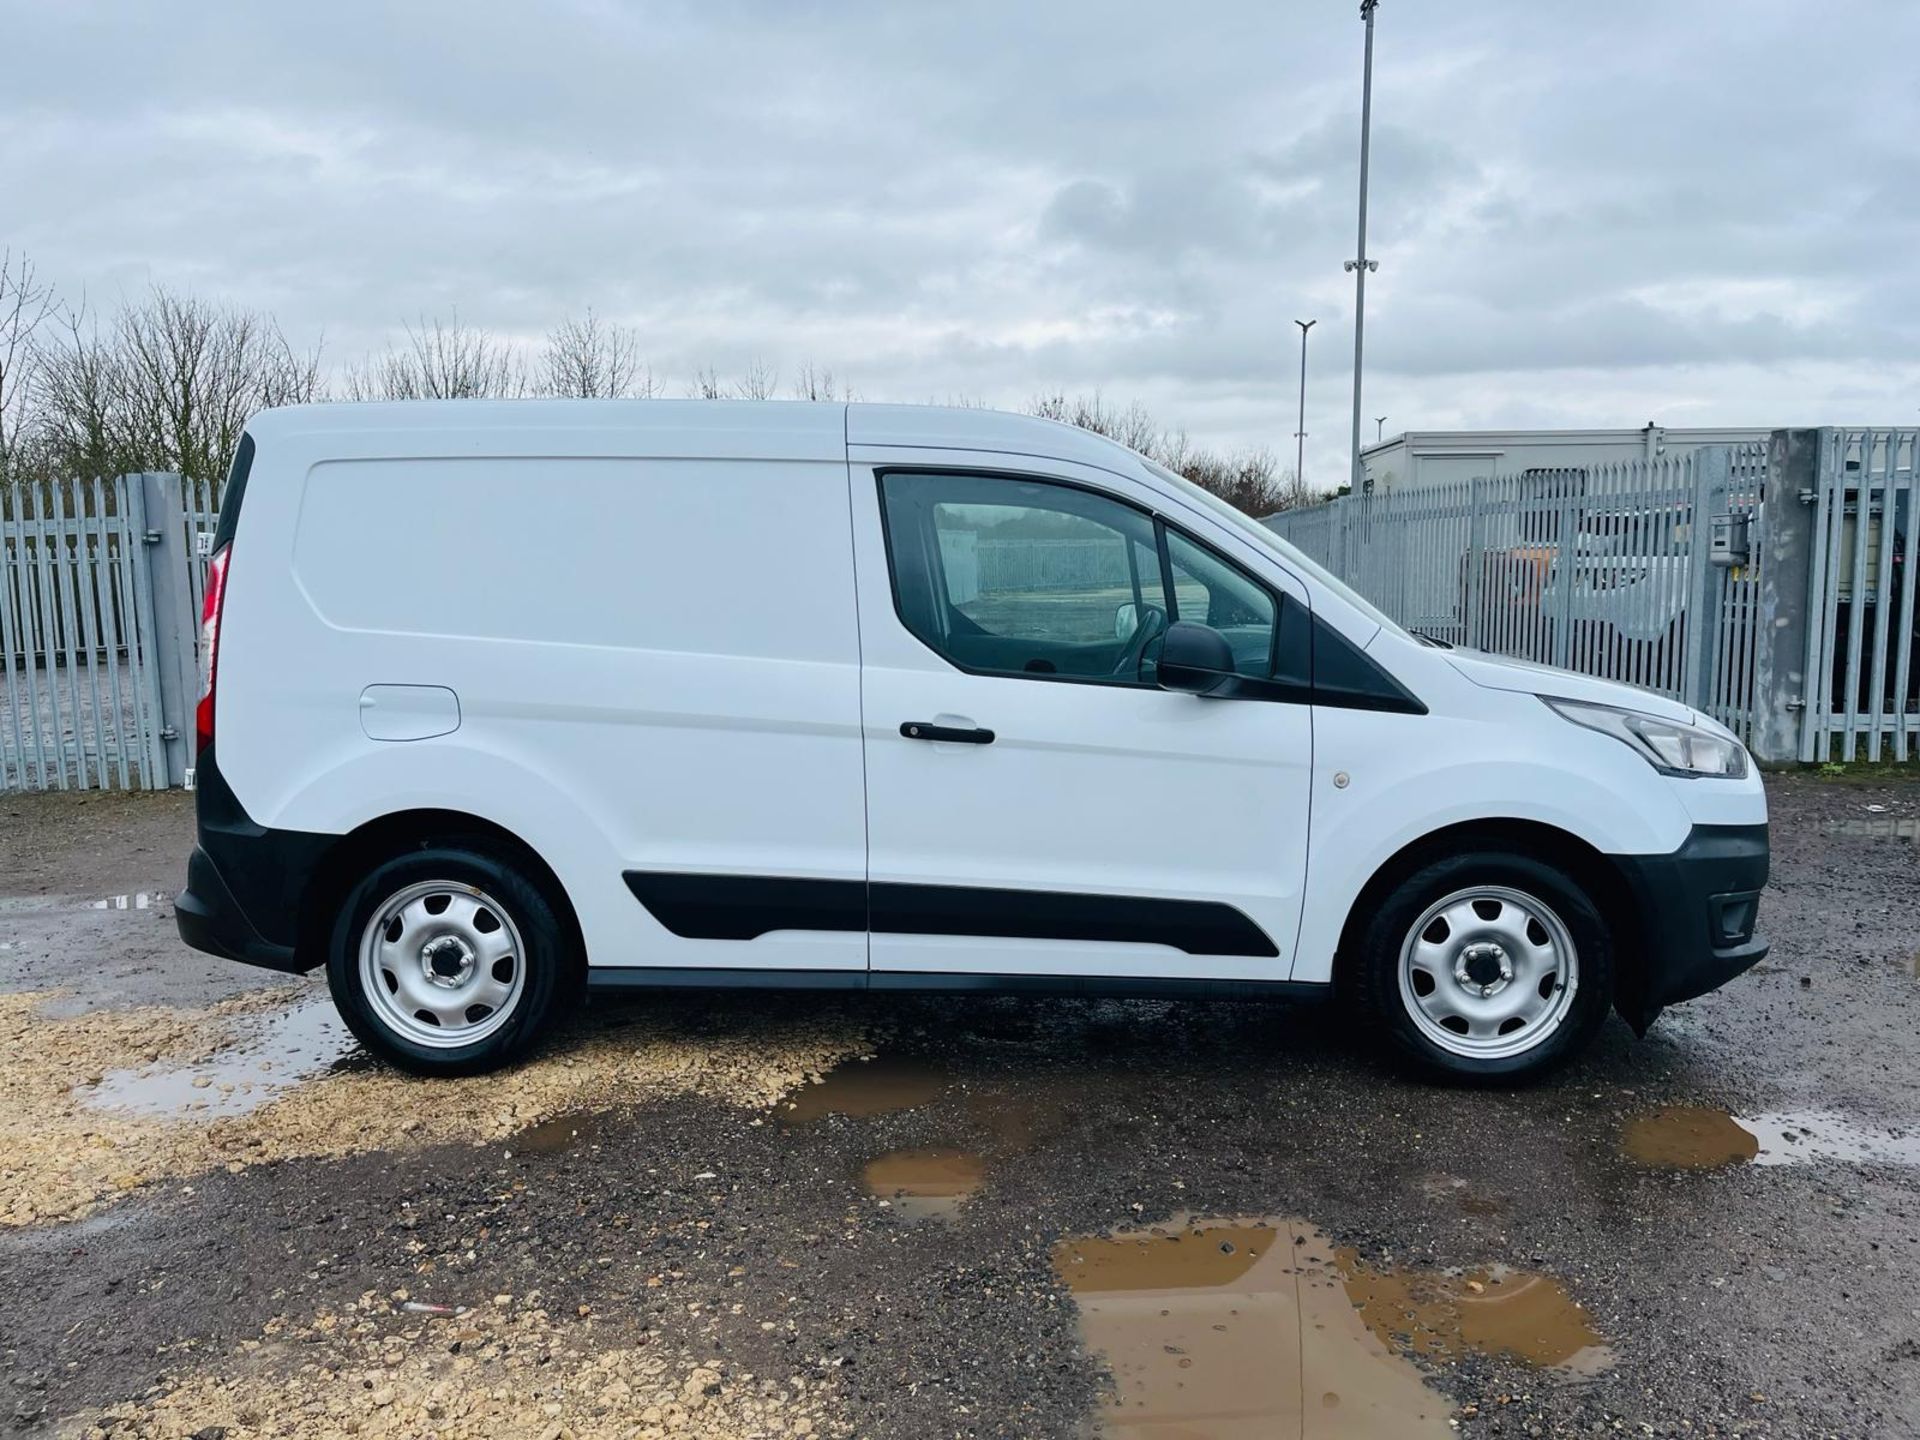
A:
[[1156, 620, 1237, 695], [1114, 602, 1139, 640]]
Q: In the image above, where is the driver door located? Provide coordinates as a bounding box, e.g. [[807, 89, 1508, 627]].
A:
[[851, 456, 1313, 982]]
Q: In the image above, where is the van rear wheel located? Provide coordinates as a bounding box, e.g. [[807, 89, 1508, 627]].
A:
[[1357, 851, 1612, 1083], [326, 844, 578, 1076]]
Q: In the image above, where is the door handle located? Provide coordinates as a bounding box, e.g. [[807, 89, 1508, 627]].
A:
[[900, 721, 995, 745]]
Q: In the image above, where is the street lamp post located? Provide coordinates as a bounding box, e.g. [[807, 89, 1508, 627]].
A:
[[1345, 0, 1380, 493], [1375, 415, 1388, 442], [1293, 319, 1316, 492]]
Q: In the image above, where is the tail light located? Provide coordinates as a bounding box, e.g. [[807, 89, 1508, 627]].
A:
[[196, 544, 231, 754]]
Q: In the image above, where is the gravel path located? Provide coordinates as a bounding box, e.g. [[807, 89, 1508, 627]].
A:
[[0, 771, 1916, 1437]]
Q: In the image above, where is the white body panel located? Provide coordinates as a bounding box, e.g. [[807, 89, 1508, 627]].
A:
[[220, 402, 868, 972], [213, 400, 1767, 986], [846, 447, 1313, 980]]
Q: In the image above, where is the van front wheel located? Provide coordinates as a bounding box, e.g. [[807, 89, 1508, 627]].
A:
[[1357, 852, 1612, 1082], [326, 845, 578, 1076]]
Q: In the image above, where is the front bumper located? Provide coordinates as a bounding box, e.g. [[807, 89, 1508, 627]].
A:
[[1613, 822, 1769, 1032]]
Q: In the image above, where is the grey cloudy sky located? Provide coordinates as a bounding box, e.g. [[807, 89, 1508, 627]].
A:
[[5, 0, 1918, 481]]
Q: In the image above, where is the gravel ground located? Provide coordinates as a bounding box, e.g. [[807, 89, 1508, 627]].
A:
[[0, 772, 1916, 1437]]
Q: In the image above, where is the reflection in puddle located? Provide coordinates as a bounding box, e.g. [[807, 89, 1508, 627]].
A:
[[1821, 816, 1918, 840], [861, 1146, 985, 1221], [0, 890, 168, 913], [1621, 1105, 1760, 1169], [1054, 1217, 1529, 1439], [779, 1055, 946, 1122], [512, 1110, 609, 1155], [1624, 1105, 1920, 1170], [83, 995, 352, 1118], [1743, 1110, 1920, 1167]]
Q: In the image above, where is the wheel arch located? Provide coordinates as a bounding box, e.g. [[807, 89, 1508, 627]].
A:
[[295, 808, 587, 973], [1331, 817, 1644, 1019]]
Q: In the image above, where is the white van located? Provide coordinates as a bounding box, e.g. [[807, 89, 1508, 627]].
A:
[[176, 401, 1768, 1082]]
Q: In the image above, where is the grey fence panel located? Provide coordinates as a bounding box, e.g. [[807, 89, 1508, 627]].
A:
[[0, 473, 200, 792], [1266, 446, 1771, 737], [1802, 429, 1919, 762]]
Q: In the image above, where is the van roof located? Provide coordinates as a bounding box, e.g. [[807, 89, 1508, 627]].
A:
[[245, 399, 1146, 474]]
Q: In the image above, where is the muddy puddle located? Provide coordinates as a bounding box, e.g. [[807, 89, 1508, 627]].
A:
[[81, 993, 354, 1118], [1624, 1104, 1920, 1170], [1337, 1252, 1612, 1375], [779, 1054, 947, 1122], [1053, 1216, 1607, 1438], [1621, 1105, 1761, 1169], [861, 1146, 985, 1220], [511, 1109, 611, 1155]]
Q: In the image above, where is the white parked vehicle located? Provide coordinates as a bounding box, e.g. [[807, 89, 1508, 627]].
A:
[[177, 401, 1769, 1082]]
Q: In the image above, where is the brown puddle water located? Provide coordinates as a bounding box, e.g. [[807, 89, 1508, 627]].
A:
[[512, 1110, 611, 1155], [1336, 1252, 1612, 1375], [860, 1146, 985, 1220], [1623, 1105, 1920, 1170], [82, 994, 354, 1118], [1055, 1216, 1604, 1439], [779, 1055, 947, 1122], [1621, 1105, 1761, 1169]]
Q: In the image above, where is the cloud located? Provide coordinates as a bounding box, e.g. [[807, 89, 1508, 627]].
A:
[[2, 0, 1916, 482]]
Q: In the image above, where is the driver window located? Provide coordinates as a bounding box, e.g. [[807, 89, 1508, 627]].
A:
[[880, 472, 1165, 682], [1164, 529, 1279, 678]]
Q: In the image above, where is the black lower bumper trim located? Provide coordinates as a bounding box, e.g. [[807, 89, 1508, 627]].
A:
[[1613, 822, 1770, 1032], [176, 844, 305, 972], [174, 743, 333, 974]]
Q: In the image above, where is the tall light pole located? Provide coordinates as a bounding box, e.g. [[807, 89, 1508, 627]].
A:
[[1345, 0, 1380, 493], [1375, 415, 1388, 442], [1293, 319, 1316, 492]]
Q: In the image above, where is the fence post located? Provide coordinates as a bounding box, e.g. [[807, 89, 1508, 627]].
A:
[[1748, 430, 1817, 764], [138, 473, 199, 788], [1464, 478, 1485, 649], [1552, 479, 1577, 668], [1331, 497, 1349, 580], [1681, 448, 1731, 712]]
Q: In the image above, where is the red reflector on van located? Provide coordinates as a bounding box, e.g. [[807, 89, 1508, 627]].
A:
[[196, 544, 231, 754]]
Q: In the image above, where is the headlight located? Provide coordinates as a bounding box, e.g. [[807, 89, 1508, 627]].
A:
[[1543, 698, 1748, 778]]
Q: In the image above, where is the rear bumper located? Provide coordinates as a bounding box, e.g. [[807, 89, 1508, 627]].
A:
[[1614, 822, 1770, 1032], [176, 843, 306, 972], [174, 743, 331, 974]]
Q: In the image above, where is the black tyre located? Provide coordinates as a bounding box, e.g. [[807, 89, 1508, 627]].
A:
[[1354, 850, 1613, 1083], [326, 843, 581, 1076]]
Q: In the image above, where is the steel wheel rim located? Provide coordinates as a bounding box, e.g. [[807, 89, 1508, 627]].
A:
[[357, 879, 527, 1049], [1397, 884, 1579, 1060]]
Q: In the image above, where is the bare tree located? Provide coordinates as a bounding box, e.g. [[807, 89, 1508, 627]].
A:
[[1026, 390, 1320, 515], [541, 310, 654, 398], [344, 314, 525, 401], [114, 287, 321, 483], [791, 363, 853, 402], [33, 285, 321, 485], [688, 365, 727, 400], [0, 250, 58, 484], [731, 360, 778, 401]]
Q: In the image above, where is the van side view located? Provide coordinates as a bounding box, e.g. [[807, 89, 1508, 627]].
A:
[[176, 401, 1769, 1083]]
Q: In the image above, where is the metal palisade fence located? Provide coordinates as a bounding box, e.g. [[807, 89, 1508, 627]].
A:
[[0, 472, 215, 792], [1265, 444, 1771, 738], [1, 433, 1914, 790], [1801, 428, 1919, 762]]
